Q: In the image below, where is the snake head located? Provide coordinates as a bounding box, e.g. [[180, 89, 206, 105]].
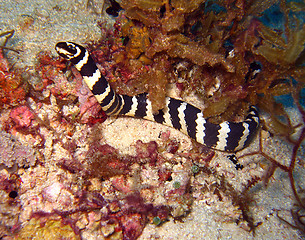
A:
[[55, 42, 84, 63]]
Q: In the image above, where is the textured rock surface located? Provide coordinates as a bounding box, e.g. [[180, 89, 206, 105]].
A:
[[0, 131, 36, 169]]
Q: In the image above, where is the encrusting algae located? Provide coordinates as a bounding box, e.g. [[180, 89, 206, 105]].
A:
[[16, 218, 81, 240]]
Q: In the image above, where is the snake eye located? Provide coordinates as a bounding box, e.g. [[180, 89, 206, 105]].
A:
[[66, 42, 77, 52], [55, 42, 78, 59]]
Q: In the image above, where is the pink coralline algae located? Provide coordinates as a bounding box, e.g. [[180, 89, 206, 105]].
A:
[[9, 105, 35, 128]]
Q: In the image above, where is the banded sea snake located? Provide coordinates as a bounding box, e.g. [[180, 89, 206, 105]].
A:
[[55, 42, 259, 152]]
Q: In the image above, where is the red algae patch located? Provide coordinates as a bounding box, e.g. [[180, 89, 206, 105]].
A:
[[0, 49, 28, 108]]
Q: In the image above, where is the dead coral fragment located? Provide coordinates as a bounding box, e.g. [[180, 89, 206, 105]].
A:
[[0, 131, 37, 169]]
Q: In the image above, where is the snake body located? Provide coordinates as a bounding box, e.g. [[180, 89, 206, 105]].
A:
[[55, 42, 259, 152]]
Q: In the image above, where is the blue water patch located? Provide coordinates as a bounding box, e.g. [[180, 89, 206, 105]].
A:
[[258, 1, 305, 30], [204, 0, 226, 14], [273, 94, 295, 108], [273, 88, 305, 108], [299, 88, 305, 108], [258, 4, 285, 30], [286, 0, 305, 4]]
